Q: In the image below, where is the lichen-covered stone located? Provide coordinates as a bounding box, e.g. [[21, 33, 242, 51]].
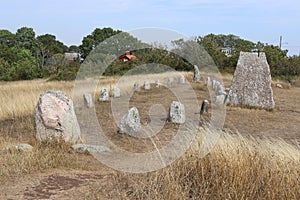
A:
[[99, 88, 109, 101], [35, 90, 81, 143], [193, 65, 200, 82], [169, 101, 185, 124], [119, 107, 141, 136], [228, 52, 275, 109]]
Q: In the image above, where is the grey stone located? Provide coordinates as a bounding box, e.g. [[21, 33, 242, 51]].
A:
[[167, 77, 174, 87], [200, 100, 209, 115], [144, 80, 150, 90], [178, 75, 185, 84], [35, 90, 81, 143], [193, 65, 200, 82], [72, 144, 111, 153], [112, 87, 121, 98], [99, 88, 109, 101], [2, 143, 33, 153], [83, 93, 93, 108], [155, 80, 160, 88], [216, 84, 225, 95], [119, 107, 141, 136], [213, 94, 226, 105], [228, 52, 275, 109], [276, 83, 283, 88], [169, 101, 185, 124], [205, 77, 211, 86], [212, 80, 216, 90], [134, 82, 140, 91]]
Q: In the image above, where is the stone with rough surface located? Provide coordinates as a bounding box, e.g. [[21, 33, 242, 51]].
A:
[[112, 87, 121, 98], [99, 88, 109, 101], [83, 93, 93, 108], [72, 144, 111, 153], [119, 107, 141, 136], [134, 82, 140, 91], [144, 80, 150, 90], [35, 90, 81, 143], [169, 101, 185, 124], [193, 65, 200, 82], [2, 143, 33, 153], [228, 52, 275, 109]]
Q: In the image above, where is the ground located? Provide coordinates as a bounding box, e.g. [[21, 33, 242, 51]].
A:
[[0, 74, 299, 199]]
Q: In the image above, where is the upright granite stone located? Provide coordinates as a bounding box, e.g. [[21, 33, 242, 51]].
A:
[[112, 87, 121, 98], [167, 77, 174, 87], [35, 90, 81, 143], [119, 107, 141, 136], [178, 75, 185, 84], [99, 88, 109, 101], [205, 77, 211, 86], [168, 101, 185, 124], [193, 65, 200, 82], [228, 52, 275, 109], [134, 82, 140, 91], [144, 80, 150, 90], [83, 93, 93, 108], [200, 100, 209, 115], [155, 80, 160, 88]]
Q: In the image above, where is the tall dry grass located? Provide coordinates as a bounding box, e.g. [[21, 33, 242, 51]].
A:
[[107, 130, 300, 200]]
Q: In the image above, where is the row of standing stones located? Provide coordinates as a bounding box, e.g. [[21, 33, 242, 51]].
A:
[[2, 52, 276, 153]]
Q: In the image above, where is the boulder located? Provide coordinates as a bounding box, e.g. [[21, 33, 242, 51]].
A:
[[35, 90, 81, 143], [99, 88, 109, 101], [119, 107, 141, 136]]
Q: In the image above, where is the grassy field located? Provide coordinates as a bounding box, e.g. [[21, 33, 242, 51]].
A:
[[0, 73, 299, 199]]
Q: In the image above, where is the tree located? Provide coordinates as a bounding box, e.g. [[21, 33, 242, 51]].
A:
[[0, 29, 16, 47], [264, 45, 288, 76], [15, 27, 36, 52]]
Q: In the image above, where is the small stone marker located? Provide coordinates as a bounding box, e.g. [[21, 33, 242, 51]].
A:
[[144, 80, 150, 90], [179, 75, 185, 84], [119, 107, 141, 136], [99, 88, 109, 101], [169, 101, 185, 124], [275, 83, 283, 88], [205, 77, 211, 86], [112, 87, 121, 98], [134, 82, 140, 91], [35, 90, 81, 143], [200, 100, 209, 115], [167, 77, 174, 87], [193, 65, 200, 82], [155, 80, 160, 88], [83, 93, 93, 108]]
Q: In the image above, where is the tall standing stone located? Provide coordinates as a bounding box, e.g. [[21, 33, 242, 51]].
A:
[[228, 52, 275, 109], [83, 93, 93, 108], [193, 65, 200, 82], [168, 101, 185, 124], [35, 90, 81, 143], [99, 88, 109, 101], [205, 77, 211, 86], [119, 107, 141, 136], [200, 100, 209, 115], [167, 77, 174, 87]]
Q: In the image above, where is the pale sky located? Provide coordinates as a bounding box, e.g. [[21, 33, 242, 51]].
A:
[[1, 0, 300, 55]]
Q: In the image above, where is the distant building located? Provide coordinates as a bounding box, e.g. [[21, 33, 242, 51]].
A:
[[65, 52, 83, 62], [119, 51, 136, 62], [221, 47, 232, 57]]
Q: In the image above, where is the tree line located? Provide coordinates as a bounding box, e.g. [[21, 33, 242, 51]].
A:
[[0, 27, 299, 81]]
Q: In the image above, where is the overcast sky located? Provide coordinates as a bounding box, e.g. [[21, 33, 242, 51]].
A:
[[1, 0, 300, 55]]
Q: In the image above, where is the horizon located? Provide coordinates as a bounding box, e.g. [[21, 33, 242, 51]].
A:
[[1, 0, 300, 55]]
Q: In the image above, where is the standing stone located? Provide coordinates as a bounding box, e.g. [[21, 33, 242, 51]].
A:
[[99, 88, 109, 101], [83, 93, 93, 108], [119, 107, 141, 136], [134, 82, 140, 91], [155, 80, 160, 88], [216, 84, 225, 95], [144, 80, 150, 90], [228, 52, 275, 109], [193, 65, 200, 82], [200, 100, 209, 115], [167, 77, 174, 87], [112, 87, 121, 98], [35, 90, 81, 143], [211, 80, 216, 90], [213, 94, 226, 105], [205, 77, 211, 86], [168, 101, 185, 124], [178, 75, 185, 84]]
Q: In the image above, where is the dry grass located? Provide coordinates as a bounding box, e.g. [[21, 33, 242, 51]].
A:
[[0, 73, 299, 199]]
